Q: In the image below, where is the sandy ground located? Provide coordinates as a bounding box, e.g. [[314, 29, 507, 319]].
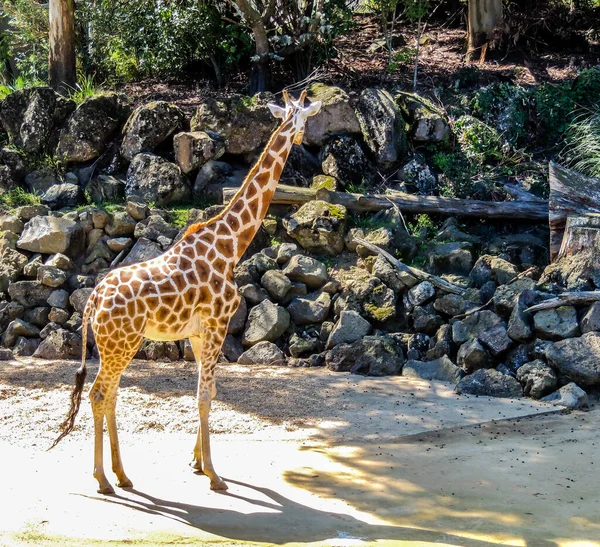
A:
[[0, 358, 599, 547]]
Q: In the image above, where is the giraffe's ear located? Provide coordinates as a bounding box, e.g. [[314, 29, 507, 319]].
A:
[[305, 100, 322, 117], [267, 103, 286, 119]]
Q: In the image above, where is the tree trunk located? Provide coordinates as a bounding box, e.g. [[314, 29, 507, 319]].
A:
[[48, 0, 76, 95], [249, 22, 270, 93], [467, 0, 503, 62], [222, 184, 549, 220], [557, 214, 600, 260], [548, 162, 600, 262]]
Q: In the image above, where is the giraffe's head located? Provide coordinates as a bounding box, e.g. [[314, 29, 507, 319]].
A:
[[267, 90, 322, 144]]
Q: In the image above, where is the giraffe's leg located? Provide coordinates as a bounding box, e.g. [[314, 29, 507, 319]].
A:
[[105, 389, 133, 488], [189, 333, 228, 491], [90, 375, 114, 495]]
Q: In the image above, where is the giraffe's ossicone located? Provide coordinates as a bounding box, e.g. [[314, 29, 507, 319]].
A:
[[50, 90, 322, 494]]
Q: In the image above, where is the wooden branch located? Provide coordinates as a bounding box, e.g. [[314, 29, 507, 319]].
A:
[[503, 183, 545, 203], [525, 292, 600, 313], [222, 184, 549, 220], [353, 237, 466, 295]]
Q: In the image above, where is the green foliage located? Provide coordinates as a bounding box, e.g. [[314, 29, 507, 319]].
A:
[[0, 74, 45, 100], [350, 213, 391, 231], [1, 0, 48, 82], [67, 73, 101, 105], [0, 187, 40, 209], [166, 205, 193, 228], [408, 213, 439, 238], [532, 83, 576, 144], [561, 107, 600, 178], [99, 200, 123, 215], [454, 116, 505, 165], [386, 47, 417, 73]]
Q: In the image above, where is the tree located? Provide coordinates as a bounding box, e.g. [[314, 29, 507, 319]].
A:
[[48, 0, 76, 94], [466, 0, 503, 63]]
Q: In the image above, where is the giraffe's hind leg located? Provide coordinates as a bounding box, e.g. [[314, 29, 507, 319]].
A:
[[189, 331, 228, 491], [91, 337, 142, 494]]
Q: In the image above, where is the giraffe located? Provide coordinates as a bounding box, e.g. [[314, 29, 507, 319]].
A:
[[50, 90, 322, 494]]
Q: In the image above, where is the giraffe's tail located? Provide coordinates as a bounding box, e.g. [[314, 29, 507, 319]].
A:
[[48, 294, 96, 450]]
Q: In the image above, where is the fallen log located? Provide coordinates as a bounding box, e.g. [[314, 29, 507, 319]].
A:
[[525, 291, 600, 313], [548, 162, 600, 261], [222, 184, 549, 220], [353, 237, 466, 295]]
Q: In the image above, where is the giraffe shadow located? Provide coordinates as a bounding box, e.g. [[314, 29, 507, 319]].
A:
[[78, 479, 518, 546]]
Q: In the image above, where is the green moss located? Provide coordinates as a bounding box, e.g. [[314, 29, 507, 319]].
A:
[[327, 203, 346, 220], [166, 205, 193, 228], [307, 83, 346, 103], [311, 175, 337, 191], [364, 302, 395, 322]]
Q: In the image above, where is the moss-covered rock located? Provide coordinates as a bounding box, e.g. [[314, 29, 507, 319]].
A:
[[396, 91, 450, 143]]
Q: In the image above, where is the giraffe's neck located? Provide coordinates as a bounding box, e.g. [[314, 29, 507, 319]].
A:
[[183, 116, 296, 262]]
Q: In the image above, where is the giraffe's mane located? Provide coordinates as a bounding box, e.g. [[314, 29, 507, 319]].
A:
[[183, 113, 293, 238]]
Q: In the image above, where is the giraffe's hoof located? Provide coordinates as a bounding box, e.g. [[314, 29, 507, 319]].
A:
[[117, 478, 133, 488], [97, 484, 115, 495], [210, 478, 228, 491], [190, 459, 204, 473]]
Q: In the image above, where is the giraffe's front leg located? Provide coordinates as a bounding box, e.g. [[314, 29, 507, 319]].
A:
[[90, 386, 114, 494], [106, 394, 133, 489]]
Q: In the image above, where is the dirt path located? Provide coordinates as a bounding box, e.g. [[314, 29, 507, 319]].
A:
[[1, 358, 599, 546]]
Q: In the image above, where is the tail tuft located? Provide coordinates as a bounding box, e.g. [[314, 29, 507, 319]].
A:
[[48, 365, 87, 450]]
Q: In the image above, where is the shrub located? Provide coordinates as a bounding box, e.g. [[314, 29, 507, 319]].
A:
[[561, 107, 600, 178], [453, 115, 505, 165]]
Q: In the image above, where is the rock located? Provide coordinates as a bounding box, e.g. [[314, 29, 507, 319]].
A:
[[261, 270, 292, 301], [287, 291, 331, 325], [8, 281, 54, 307], [86, 175, 126, 204], [138, 340, 180, 361], [33, 328, 82, 359], [478, 323, 512, 356], [15, 204, 49, 222], [276, 242, 299, 265], [456, 368, 523, 398], [126, 153, 191, 206], [403, 355, 462, 383], [539, 250, 600, 291], [470, 255, 518, 288], [134, 214, 179, 242], [492, 278, 537, 319], [48, 307, 70, 324], [429, 242, 473, 276], [107, 237, 133, 252], [355, 227, 397, 259], [283, 200, 347, 256], [240, 283, 269, 306], [242, 300, 290, 347], [303, 84, 361, 146], [371, 254, 411, 294], [326, 335, 404, 376], [452, 310, 505, 344], [457, 339, 490, 373], [412, 306, 444, 335], [238, 341, 285, 365], [507, 298, 534, 342], [533, 306, 580, 341], [0, 230, 18, 253], [13, 336, 40, 357], [516, 360, 558, 399], [289, 334, 322, 358], [326, 310, 372, 349], [0, 348, 13, 360], [17, 216, 84, 256], [0, 87, 75, 153], [23, 306, 50, 327], [193, 159, 235, 195], [120, 237, 163, 266], [355, 88, 407, 165], [321, 135, 374, 188], [37, 265, 67, 288], [580, 302, 600, 333], [1, 318, 40, 346], [541, 382, 589, 410], [69, 287, 93, 315], [221, 334, 244, 362], [425, 324, 453, 360], [121, 101, 184, 160], [433, 294, 468, 317], [408, 281, 435, 307], [395, 92, 450, 143], [0, 214, 24, 234], [545, 332, 600, 387], [46, 253, 73, 270], [191, 93, 277, 155], [227, 297, 247, 335], [105, 211, 136, 237], [126, 200, 149, 221], [0, 248, 28, 292], [398, 155, 437, 195], [57, 93, 129, 162], [282, 255, 328, 289], [173, 131, 225, 174], [47, 289, 70, 309]]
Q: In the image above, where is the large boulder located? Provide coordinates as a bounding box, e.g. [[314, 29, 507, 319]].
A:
[[40, 183, 83, 209], [326, 335, 404, 376], [173, 131, 225, 174], [17, 216, 84, 257], [242, 299, 290, 347], [8, 281, 54, 307], [533, 306, 580, 341], [456, 369, 523, 398], [541, 382, 589, 410], [428, 241, 474, 276], [86, 175, 126, 204], [545, 332, 600, 387], [238, 341, 285, 365], [286, 291, 331, 325], [283, 200, 347, 256], [0, 87, 75, 153], [282, 255, 328, 289], [34, 328, 82, 359], [121, 237, 163, 266], [125, 153, 191, 206], [355, 88, 407, 166], [403, 355, 462, 383], [303, 84, 361, 146], [395, 92, 450, 143], [56, 93, 129, 162], [321, 135, 374, 189], [516, 360, 558, 399], [121, 101, 184, 161], [326, 310, 372, 349], [191, 93, 277, 156]]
